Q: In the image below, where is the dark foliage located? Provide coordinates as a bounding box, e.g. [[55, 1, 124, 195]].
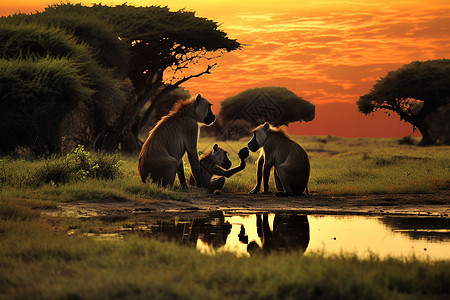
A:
[[0, 58, 92, 154], [398, 136, 415, 145], [1, 3, 241, 153], [208, 87, 315, 140], [220, 87, 315, 126], [0, 22, 127, 153]]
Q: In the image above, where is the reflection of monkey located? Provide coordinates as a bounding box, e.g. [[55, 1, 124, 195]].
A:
[[247, 122, 310, 196], [138, 94, 215, 187], [143, 212, 231, 249], [247, 213, 310, 255], [189, 145, 249, 193], [193, 212, 232, 248]]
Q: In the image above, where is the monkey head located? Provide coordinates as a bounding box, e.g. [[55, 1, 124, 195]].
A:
[[195, 94, 216, 125], [248, 122, 271, 152], [212, 144, 232, 170]]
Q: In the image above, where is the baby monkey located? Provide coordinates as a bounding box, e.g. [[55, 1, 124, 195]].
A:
[[189, 145, 249, 194]]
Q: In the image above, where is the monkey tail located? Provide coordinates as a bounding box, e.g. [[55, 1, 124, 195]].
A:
[[138, 157, 147, 183], [138, 167, 146, 183], [188, 174, 196, 186]]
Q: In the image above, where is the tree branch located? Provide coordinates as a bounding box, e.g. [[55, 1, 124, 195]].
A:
[[175, 63, 217, 87], [138, 63, 217, 129]]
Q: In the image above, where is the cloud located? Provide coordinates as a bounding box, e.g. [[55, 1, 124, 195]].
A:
[[184, 5, 450, 110]]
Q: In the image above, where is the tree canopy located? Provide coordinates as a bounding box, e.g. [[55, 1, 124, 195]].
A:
[[220, 87, 315, 125], [0, 3, 241, 154], [357, 59, 450, 145], [208, 87, 315, 140]]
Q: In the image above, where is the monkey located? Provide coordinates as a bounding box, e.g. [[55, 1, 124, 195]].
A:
[[188, 144, 249, 194], [138, 94, 216, 187], [247, 122, 310, 197]]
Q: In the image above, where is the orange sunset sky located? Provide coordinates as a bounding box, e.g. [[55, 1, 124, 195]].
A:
[[1, 0, 449, 138]]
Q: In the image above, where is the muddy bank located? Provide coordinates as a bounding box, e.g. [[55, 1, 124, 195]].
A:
[[50, 190, 450, 218]]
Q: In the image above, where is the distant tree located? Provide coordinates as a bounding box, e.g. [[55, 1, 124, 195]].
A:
[[210, 87, 315, 140], [357, 59, 450, 145], [3, 3, 240, 152], [220, 87, 315, 126]]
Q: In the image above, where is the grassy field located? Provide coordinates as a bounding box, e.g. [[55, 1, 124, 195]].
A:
[[211, 135, 450, 195], [0, 198, 449, 300], [1, 136, 449, 299], [0, 136, 449, 203]]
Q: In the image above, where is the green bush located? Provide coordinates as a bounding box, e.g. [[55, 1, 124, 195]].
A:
[[32, 145, 123, 186], [0, 23, 83, 59], [2, 6, 129, 73], [0, 21, 127, 153], [0, 58, 92, 154]]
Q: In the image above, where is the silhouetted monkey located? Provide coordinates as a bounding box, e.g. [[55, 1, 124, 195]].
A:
[[189, 145, 249, 194], [138, 94, 215, 187], [247, 122, 310, 196]]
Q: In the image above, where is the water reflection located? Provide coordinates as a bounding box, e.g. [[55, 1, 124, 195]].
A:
[[135, 211, 231, 249], [308, 215, 450, 260], [247, 213, 309, 255], [85, 212, 450, 259], [131, 212, 310, 256], [380, 216, 450, 242]]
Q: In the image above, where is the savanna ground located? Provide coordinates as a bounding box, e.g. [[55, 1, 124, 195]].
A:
[[1, 135, 449, 299]]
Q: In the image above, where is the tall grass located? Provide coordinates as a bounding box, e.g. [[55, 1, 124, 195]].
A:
[[1, 152, 449, 300], [0, 210, 449, 300], [0, 146, 188, 202]]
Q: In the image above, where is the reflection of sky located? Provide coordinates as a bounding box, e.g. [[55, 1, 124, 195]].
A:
[[2, 0, 449, 137], [203, 214, 450, 260], [308, 215, 450, 260]]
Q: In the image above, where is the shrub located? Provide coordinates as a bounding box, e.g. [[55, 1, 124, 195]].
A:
[[0, 58, 92, 154], [0, 22, 127, 153], [31, 145, 123, 186], [398, 136, 415, 145]]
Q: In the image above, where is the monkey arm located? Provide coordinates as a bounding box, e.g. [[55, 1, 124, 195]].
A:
[[214, 160, 246, 178], [249, 155, 264, 194]]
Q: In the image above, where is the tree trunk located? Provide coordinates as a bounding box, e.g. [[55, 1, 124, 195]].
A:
[[120, 129, 142, 153], [415, 103, 436, 146], [97, 118, 142, 153], [416, 122, 435, 146]]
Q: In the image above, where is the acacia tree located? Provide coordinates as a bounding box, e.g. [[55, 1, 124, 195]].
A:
[[208, 87, 315, 140], [46, 4, 241, 152], [5, 3, 240, 152], [357, 59, 450, 145]]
